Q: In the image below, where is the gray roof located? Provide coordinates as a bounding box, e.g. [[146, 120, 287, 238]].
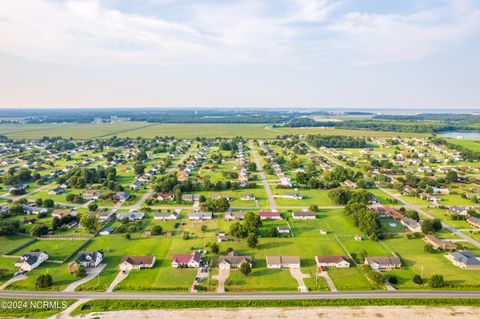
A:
[[449, 251, 480, 266]]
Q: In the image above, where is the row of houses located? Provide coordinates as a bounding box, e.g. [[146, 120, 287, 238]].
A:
[[177, 146, 208, 182], [237, 142, 249, 187], [306, 152, 331, 170], [259, 141, 292, 188]]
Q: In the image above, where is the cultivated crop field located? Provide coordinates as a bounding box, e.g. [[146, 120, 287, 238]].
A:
[[0, 122, 430, 139]]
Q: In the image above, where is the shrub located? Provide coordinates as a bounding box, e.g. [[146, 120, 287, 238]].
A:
[[413, 274, 423, 285], [429, 274, 445, 288]]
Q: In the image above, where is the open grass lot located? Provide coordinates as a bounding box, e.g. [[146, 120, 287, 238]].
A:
[[6, 262, 78, 291], [11, 239, 89, 261], [0, 236, 35, 285], [272, 188, 335, 207], [447, 138, 480, 152]]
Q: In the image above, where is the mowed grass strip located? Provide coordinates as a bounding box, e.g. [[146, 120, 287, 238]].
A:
[[71, 298, 480, 317]]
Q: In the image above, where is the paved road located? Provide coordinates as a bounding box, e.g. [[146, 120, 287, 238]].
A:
[[378, 186, 480, 249], [303, 141, 345, 168], [1, 290, 480, 300], [130, 147, 195, 211], [250, 141, 277, 210]]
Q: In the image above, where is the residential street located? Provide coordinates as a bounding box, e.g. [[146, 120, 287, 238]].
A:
[[250, 141, 277, 210]]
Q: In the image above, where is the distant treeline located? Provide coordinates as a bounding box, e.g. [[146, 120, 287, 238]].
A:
[[284, 117, 480, 134], [305, 135, 367, 148], [373, 113, 480, 122], [0, 109, 333, 125]]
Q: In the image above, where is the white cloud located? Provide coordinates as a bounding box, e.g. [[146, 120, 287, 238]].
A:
[[0, 0, 478, 66], [328, 1, 480, 65], [288, 0, 341, 23]]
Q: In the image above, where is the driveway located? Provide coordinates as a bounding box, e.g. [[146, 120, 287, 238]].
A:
[[212, 268, 230, 293], [289, 268, 310, 292], [63, 263, 107, 292], [0, 274, 27, 290], [317, 270, 337, 292], [191, 267, 209, 293], [106, 270, 130, 292]]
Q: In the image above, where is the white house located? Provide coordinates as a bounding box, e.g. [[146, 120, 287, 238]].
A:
[[15, 250, 49, 272]]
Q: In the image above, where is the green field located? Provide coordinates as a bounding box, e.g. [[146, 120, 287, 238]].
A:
[[447, 138, 480, 152], [0, 122, 430, 139]]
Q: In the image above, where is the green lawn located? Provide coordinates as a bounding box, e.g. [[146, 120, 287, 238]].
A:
[[12, 240, 88, 262]]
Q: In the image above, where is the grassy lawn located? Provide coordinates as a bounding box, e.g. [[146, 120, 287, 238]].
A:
[[328, 267, 375, 291], [12, 240, 89, 262], [272, 189, 336, 207], [382, 235, 480, 290]]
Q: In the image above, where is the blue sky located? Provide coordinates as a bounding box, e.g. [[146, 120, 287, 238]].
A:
[[0, 0, 479, 109]]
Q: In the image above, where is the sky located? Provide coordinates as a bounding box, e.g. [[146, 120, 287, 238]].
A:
[[0, 0, 479, 109]]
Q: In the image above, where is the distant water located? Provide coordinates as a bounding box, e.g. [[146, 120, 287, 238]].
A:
[[441, 131, 480, 138]]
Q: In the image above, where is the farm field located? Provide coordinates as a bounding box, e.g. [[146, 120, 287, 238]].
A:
[[0, 122, 431, 139]]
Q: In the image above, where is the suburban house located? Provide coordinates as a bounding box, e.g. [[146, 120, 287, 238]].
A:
[[467, 217, 480, 229], [277, 226, 290, 234], [292, 211, 316, 220], [218, 251, 252, 269], [424, 235, 458, 251], [401, 217, 422, 233], [315, 256, 351, 268], [188, 212, 213, 220], [48, 186, 65, 195], [259, 211, 282, 220], [217, 232, 228, 242], [266, 256, 301, 269], [24, 206, 48, 215], [119, 256, 156, 271], [88, 211, 115, 222], [52, 210, 78, 219], [365, 256, 402, 270], [112, 192, 130, 202], [154, 211, 179, 221], [117, 212, 145, 221], [68, 251, 104, 273], [224, 211, 245, 221], [99, 226, 113, 236], [432, 186, 450, 195], [15, 250, 49, 272], [446, 250, 480, 270], [155, 192, 175, 201], [82, 189, 101, 200], [181, 194, 199, 202], [449, 206, 470, 216], [172, 251, 201, 268], [370, 206, 404, 220], [7, 184, 28, 194], [212, 194, 234, 202], [129, 181, 143, 189], [343, 180, 357, 189], [420, 192, 441, 204], [240, 194, 256, 201], [276, 193, 304, 200]]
